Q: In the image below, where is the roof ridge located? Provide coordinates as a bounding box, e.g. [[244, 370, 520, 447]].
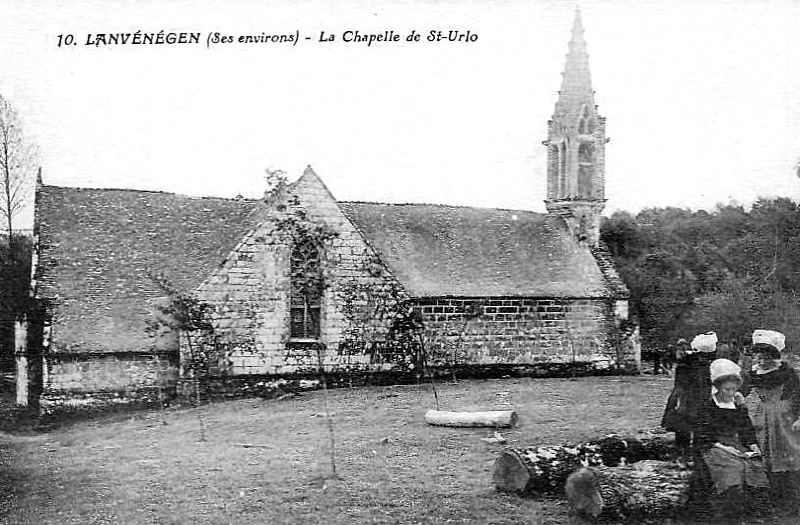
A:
[[339, 200, 544, 215], [41, 184, 260, 202]]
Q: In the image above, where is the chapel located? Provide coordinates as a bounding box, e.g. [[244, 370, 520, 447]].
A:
[[17, 9, 637, 408]]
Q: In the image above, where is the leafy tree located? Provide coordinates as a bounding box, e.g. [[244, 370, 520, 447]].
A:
[[601, 198, 800, 352]]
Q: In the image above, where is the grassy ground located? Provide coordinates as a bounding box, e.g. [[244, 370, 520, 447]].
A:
[[0, 375, 792, 525]]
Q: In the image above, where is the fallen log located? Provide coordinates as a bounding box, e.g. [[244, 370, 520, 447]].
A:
[[565, 460, 692, 520], [493, 432, 676, 494], [424, 409, 517, 428]]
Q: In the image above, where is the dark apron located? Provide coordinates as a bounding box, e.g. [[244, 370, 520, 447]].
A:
[[701, 431, 769, 494]]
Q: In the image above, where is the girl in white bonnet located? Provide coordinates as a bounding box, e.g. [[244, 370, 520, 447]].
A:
[[693, 358, 770, 521], [661, 332, 717, 461], [745, 329, 800, 517]]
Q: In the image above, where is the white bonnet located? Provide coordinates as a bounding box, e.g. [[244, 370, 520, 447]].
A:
[[752, 329, 785, 351], [710, 358, 742, 384], [690, 332, 718, 353]]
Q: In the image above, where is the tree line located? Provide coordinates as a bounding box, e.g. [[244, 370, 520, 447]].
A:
[[601, 198, 800, 353]]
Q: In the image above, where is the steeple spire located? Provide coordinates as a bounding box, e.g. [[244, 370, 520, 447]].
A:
[[572, 5, 583, 33], [556, 6, 594, 120], [543, 8, 607, 247]]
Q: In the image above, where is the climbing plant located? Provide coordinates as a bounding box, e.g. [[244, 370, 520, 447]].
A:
[[263, 167, 343, 479], [336, 253, 421, 371], [336, 259, 446, 407]]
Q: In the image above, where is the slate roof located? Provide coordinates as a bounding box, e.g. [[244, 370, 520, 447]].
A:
[[338, 202, 614, 298], [35, 184, 626, 353], [36, 185, 263, 353]]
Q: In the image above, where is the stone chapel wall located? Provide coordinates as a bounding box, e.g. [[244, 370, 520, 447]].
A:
[[413, 297, 627, 369], [196, 175, 403, 376]]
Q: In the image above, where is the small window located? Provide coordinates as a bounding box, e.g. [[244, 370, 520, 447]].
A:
[[578, 105, 594, 135], [550, 144, 560, 196], [578, 142, 595, 197], [290, 238, 323, 340], [559, 142, 567, 195]]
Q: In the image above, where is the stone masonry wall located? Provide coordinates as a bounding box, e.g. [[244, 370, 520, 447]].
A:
[[42, 351, 178, 399], [196, 171, 404, 375], [195, 171, 635, 376], [414, 297, 627, 368]]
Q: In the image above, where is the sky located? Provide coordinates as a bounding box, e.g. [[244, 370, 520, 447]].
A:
[[0, 0, 798, 230]]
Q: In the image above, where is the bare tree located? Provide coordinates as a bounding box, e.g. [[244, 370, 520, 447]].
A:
[[0, 94, 37, 245]]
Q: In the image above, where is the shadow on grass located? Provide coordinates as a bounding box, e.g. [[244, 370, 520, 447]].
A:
[[0, 389, 175, 435], [0, 435, 54, 524], [0, 444, 20, 520]]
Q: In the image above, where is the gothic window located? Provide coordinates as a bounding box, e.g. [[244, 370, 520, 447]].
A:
[[290, 238, 323, 340], [578, 105, 594, 135], [578, 142, 595, 197], [559, 142, 567, 196], [550, 145, 559, 196]]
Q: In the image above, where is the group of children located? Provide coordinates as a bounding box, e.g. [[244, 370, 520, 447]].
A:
[[661, 329, 800, 521]]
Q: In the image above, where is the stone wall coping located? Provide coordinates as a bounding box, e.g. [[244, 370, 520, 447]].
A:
[[409, 295, 621, 301], [46, 350, 179, 362]]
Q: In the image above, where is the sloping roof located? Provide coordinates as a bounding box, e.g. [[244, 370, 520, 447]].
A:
[[590, 244, 630, 298], [36, 185, 263, 353], [36, 182, 624, 352], [338, 202, 612, 298]]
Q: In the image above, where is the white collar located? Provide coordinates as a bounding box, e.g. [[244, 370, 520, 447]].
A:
[[711, 387, 736, 409]]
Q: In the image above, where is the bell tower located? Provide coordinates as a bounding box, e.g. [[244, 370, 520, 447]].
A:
[[544, 7, 607, 246]]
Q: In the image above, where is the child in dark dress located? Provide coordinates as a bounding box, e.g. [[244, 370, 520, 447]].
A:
[[693, 358, 769, 522], [661, 334, 716, 461]]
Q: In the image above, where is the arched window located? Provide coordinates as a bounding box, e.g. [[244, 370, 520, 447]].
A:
[[549, 144, 559, 197], [578, 142, 595, 197], [578, 105, 594, 135], [290, 238, 323, 340], [559, 142, 567, 196]]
